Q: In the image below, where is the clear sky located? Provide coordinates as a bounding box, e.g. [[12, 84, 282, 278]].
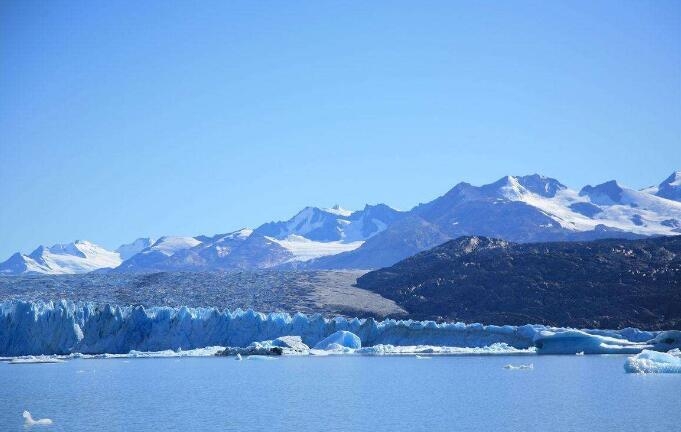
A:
[[1, 0, 680, 258]]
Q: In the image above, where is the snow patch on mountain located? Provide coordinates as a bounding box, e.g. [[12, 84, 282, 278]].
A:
[[116, 238, 156, 261], [322, 205, 353, 217], [266, 235, 364, 262], [146, 236, 202, 256]]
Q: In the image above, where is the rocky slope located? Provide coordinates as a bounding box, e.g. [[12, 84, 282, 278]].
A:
[[356, 235, 681, 329]]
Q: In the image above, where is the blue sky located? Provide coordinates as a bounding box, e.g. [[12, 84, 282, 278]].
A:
[[1, 0, 680, 257]]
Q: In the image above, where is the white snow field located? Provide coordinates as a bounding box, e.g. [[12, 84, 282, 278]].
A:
[[1, 300, 679, 358], [265, 235, 364, 262]]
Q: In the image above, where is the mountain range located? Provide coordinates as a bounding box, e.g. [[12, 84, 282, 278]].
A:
[[2, 171, 680, 275]]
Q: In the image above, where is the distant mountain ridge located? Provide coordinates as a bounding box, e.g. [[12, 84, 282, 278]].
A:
[[0, 240, 122, 275], [1, 171, 680, 275], [305, 172, 681, 269]]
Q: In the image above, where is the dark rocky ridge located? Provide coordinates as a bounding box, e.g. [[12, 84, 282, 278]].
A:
[[356, 236, 681, 330]]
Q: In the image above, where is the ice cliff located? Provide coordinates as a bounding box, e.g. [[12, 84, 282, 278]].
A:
[[1, 301, 678, 357]]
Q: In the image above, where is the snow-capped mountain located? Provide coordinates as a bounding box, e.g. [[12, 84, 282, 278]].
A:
[[1, 171, 679, 274], [247, 203, 405, 264], [113, 236, 203, 272], [109, 204, 405, 272], [253, 204, 403, 242], [113, 228, 292, 272], [643, 171, 681, 202], [0, 240, 122, 275], [306, 173, 681, 269]]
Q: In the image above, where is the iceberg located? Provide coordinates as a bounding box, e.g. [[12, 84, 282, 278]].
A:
[[534, 329, 653, 355], [503, 363, 534, 370], [0, 300, 676, 357], [313, 331, 361, 350], [624, 349, 681, 374], [23, 411, 53, 426], [8, 355, 65, 364], [219, 336, 310, 356], [355, 342, 533, 356]]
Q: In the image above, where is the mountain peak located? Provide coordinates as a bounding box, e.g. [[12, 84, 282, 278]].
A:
[[148, 236, 202, 256], [481, 175, 526, 199], [322, 205, 353, 217], [515, 174, 566, 198], [655, 171, 681, 202], [664, 171, 681, 184], [579, 180, 624, 205], [116, 238, 156, 261]]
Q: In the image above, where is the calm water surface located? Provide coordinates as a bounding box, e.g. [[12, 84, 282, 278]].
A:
[[1, 355, 678, 431]]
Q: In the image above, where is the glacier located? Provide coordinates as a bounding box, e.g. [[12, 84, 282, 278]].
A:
[[1, 300, 679, 357]]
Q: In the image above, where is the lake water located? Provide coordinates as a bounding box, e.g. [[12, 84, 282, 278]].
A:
[[1, 355, 679, 431]]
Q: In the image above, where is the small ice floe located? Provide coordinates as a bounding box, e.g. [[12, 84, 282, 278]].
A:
[[9, 356, 64, 364], [218, 336, 309, 357], [504, 363, 534, 370], [23, 411, 53, 426], [576, 351, 585, 356], [415, 355, 432, 360], [235, 353, 242, 361], [247, 355, 277, 361], [356, 342, 534, 356]]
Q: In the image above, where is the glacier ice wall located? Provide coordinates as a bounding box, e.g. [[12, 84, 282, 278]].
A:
[[1, 300, 540, 355], [0, 300, 672, 356]]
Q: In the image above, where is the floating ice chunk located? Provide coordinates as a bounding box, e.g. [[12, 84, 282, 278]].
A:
[[415, 355, 431, 360], [534, 329, 648, 354], [218, 336, 309, 357], [624, 349, 681, 374], [102, 346, 226, 359], [356, 343, 534, 356], [270, 336, 309, 352], [313, 331, 361, 350], [504, 363, 533, 370], [247, 355, 277, 361], [9, 356, 65, 364], [576, 351, 585, 356], [235, 353, 242, 361], [23, 411, 53, 426]]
